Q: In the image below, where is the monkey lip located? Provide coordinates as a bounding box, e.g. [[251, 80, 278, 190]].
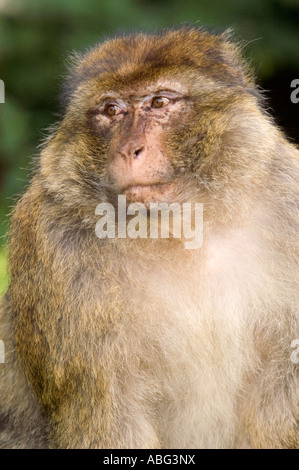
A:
[[123, 183, 175, 203]]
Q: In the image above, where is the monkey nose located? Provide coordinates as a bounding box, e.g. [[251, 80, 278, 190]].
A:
[[119, 144, 145, 163], [133, 146, 144, 158]]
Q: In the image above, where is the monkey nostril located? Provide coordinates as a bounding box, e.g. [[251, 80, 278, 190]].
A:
[[133, 147, 144, 159]]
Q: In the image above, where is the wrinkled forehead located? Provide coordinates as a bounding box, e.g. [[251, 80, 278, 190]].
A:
[[78, 32, 240, 81], [61, 30, 246, 109], [96, 79, 189, 101], [78, 32, 215, 76]]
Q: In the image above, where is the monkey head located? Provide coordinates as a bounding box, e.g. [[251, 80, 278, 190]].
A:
[[39, 27, 261, 213]]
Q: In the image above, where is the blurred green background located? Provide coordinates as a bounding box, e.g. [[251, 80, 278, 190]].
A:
[[0, 0, 299, 294]]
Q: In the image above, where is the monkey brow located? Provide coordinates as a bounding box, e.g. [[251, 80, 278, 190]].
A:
[[95, 94, 127, 107], [131, 88, 184, 98], [96, 92, 121, 101], [96, 89, 185, 106]]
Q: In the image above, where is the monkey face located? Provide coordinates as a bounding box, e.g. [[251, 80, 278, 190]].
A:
[[41, 28, 258, 210], [87, 79, 194, 205]]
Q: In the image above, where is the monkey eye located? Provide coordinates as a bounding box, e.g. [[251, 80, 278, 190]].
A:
[[151, 96, 170, 109], [105, 104, 122, 117]]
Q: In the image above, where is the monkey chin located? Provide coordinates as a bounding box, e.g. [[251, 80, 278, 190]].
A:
[[123, 182, 176, 206]]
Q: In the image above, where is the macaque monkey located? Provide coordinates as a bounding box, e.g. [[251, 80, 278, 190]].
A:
[[0, 26, 299, 449]]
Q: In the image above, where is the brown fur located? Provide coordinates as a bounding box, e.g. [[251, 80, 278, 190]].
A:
[[0, 26, 299, 448]]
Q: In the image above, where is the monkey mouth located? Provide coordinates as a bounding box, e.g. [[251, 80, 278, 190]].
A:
[[123, 183, 175, 204]]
